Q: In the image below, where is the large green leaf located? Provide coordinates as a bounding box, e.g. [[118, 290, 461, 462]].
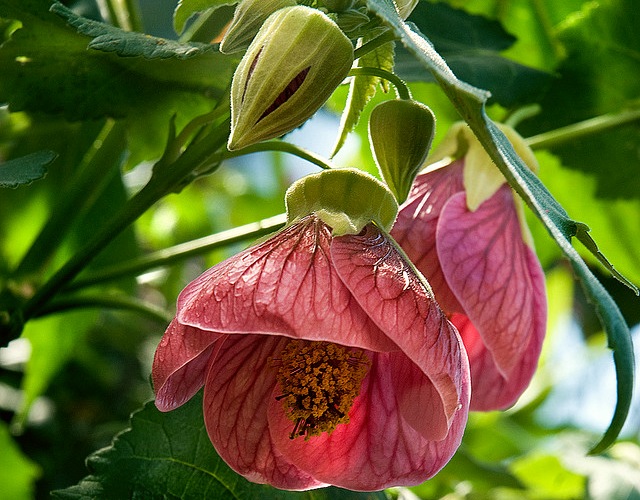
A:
[[395, 2, 553, 107], [0, 0, 236, 165], [52, 392, 389, 499], [520, 0, 640, 200], [365, 0, 635, 453]]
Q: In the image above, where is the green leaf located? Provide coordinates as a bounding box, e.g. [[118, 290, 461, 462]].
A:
[[535, 151, 640, 288], [510, 453, 585, 499], [520, 0, 640, 199], [0, 421, 41, 500], [174, 0, 237, 35], [395, 2, 553, 107], [0, 150, 54, 188], [0, 0, 236, 165], [52, 392, 389, 499], [332, 39, 395, 157], [365, 0, 635, 453]]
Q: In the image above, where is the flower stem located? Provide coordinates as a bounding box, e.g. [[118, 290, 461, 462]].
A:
[[20, 109, 231, 322], [65, 214, 287, 291], [526, 107, 640, 150], [221, 141, 337, 170], [353, 29, 396, 60], [348, 67, 412, 100]]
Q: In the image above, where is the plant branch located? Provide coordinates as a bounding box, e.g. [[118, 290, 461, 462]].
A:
[[526, 107, 640, 150], [66, 214, 287, 291], [36, 293, 173, 324], [13, 120, 125, 278], [20, 109, 231, 322]]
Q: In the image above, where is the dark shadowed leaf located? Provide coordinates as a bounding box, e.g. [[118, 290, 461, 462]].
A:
[[395, 2, 553, 107], [0, 150, 54, 188], [0, 0, 237, 165], [52, 392, 389, 499]]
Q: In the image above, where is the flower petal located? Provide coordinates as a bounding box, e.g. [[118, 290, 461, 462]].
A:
[[268, 352, 468, 491], [152, 319, 221, 412], [391, 162, 465, 313], [203, 334, 324, 490], [177, 216, 396, 352], [436, 186, 547, 407], [451, 313, 543, 410], [331, 224, 470, 437]]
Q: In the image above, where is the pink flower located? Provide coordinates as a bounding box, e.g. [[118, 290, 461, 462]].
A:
[[153, 214, 470, 491], [392, 124, 547, 411]]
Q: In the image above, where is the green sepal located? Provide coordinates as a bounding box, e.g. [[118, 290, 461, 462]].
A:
[[228, 6, 354, 150], [369, 99, 435, 203], [219, 0, 296, 54], [285, 168, 398, 235]]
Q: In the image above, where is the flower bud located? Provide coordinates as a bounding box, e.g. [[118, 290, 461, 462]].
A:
[[228, 6, 354, 151], [368, 99, 436, 203], [286, 168, 398, 236], [220, 0, 296, 55]]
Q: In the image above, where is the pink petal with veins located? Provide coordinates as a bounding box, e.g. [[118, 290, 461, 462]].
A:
[[203, 334, 325, 490], [268, 351, 467, 491], [153, 319, 222, 412], [177, 216, 396, 352], [437, 186, 547, 409], [332, 224, 469, 433], [392, 162, 465, 312]]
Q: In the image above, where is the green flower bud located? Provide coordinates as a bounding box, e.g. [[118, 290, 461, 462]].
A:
[[228, 6, 354, 151], [220, 0, 296, 55], [286, 168, 398, 236], [368, 99, 436, 204]]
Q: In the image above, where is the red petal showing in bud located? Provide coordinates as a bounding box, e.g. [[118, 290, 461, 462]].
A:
[[258, 66, 310, 122], [242, 47, 264, 103]]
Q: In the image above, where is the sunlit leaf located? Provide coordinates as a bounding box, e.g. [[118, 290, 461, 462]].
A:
[[0, 421, 41, 500], [332, 40, 395, 157], [174, 0, 237, 35], [511, 453, 585, 498], [0, 150, 54, 188], [365, 0, 635, 453], [52, 392, 388, 499], [520, 0, 640, 200]]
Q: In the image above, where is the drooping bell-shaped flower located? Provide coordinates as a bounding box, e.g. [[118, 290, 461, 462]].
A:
[[153, 168, 470, 491], [392, 123, 547, 411]]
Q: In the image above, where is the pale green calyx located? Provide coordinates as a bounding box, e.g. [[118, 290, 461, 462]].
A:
[[220, 0, 296, 54], [228, 6, 354, 151], [285, 168, 399, 236], [369, 99, 436, 204]]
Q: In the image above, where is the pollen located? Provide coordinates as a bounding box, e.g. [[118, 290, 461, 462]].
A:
[[273, 340, 370, 440]]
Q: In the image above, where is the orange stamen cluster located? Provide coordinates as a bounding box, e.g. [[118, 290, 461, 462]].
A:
[[273, 340, 370, 440]]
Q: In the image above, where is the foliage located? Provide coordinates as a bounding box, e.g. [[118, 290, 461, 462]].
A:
[[0, 0, 638, 498]]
